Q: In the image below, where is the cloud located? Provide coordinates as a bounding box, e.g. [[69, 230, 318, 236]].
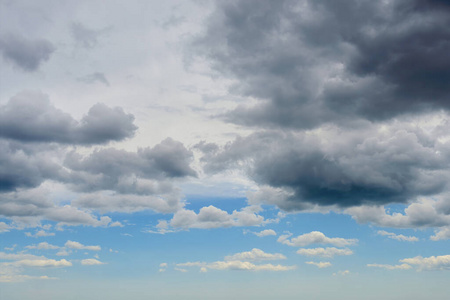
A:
[[224, 248, 286, 262], [251, 229, 277, 237], [0, 34, 55, 71], [0, 222, 11, 233], [201, 119, 450, 209], [0, 274, 57, 283], [64, 241, 101, 251], [13, 259, 72, 268], [347, 198, 450, 229], [296, 247, 353, 258], [25, 230, 55, 238], [430, 227, 450, 241], [0, 91, 137, 145], [333, 270, 350, 276], [77, 72, 110, 86], [367, 263, 413, 270], [193, 0, 450, 129], [278, 231, 357, 247], [25, 242, 59, 250], [81, 259, 105, 266], [71, 22, 109, 49], [305, 261, 332, 268], [368, 254, 450, 271], [400, 255, 450, 271], [377, 230, 418, 242], [159, 205, 265, 230]]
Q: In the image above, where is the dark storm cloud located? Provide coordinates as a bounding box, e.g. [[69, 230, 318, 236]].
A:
[[201, 124, 450, 210], [0, 34, 55, 71], [0, 91, 137, 145], [193, 0, 450, 128], [0, 140, 64, 192]]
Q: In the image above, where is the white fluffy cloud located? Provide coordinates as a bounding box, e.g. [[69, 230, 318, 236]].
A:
[[296, 247, 353, 258], [251, 229, 277, 237], [176, 249, 295, 272], [368, 255, 450, 271], [25, 242, 59, 250], [278, 231, 358, 247], [64, 240, 101, 251], [224, 248, 286, 262], [156, 205, 265, 231]]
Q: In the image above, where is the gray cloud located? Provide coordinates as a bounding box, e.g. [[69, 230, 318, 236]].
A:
[[0, 91, 137, 145], [77, 72, 110, 86], [200, 118, 450, 209], [0, 34, 55, 71], [71, 22, 109, 49], [193, 0, 450, 129]]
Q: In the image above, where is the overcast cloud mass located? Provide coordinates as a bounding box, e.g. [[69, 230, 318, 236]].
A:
[[0, 1, 449, 299]]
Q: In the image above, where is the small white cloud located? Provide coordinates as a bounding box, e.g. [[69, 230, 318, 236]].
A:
[[81, 259, 105, 266], [252, 229, 277, 237], [14, 259, 72, 267], [278, 231, 358, 247], [65, 240, 101, 251], [25, 242, 59, 250], [333, 270, 350, 276], [400, 255, 450, 271], [430, 227, 450, 241], [0, 222, 11, 233], [377, 230, 418, 242], [305, 261, 332, 268], [25, 230, 55, 238], [224, 248, 286, 262], [367, 263, 412, 270], [296, 247, 353, 258]]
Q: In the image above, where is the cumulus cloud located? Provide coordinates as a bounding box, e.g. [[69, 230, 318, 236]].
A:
[[400, 255, 450, 271], [347, 198, 450, 229], [81, 258, 105, 266], [430, 227, 450, 241], [305, 261, 331, 268], [25, 242, 59, 250], [0, 34, 55, 71], [0, 91, 137, 145], [250, 229, 277, 237], [13, 258, 72, 268], [377, 230, 418, 242], [201, 119, 450, 210], [176, 249, 295, 272], [193, 0, 450, 128], [158, 205, 265, 230], [278, 231, 358, 247], [296, 247, 353, 258], [369, 255, 450, 271], [224, 248, 286, 262], [65, 241, 101, 251], [0, 222, 11, 233], [25, 230, 55, 238]]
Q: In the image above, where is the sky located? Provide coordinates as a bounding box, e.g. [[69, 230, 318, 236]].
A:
[[0, 0, 449, 299]]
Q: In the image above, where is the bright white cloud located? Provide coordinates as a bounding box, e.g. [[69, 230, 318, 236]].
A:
[[430, 227, 450, 241], [177, 260, 296, 272], [158, 205, 265, 230], [0, 222, 11, 233], [278, 231, 358, 247], [65, 240, 101, 251], [377, 230, 418, 242], [224, 248, 286, 262], [400, 255, 450, 271], [14, 258, 72, 267], [296, 247, 353, 258], [305, 261, 332, 268]]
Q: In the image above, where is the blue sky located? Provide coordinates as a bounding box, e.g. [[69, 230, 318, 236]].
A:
[[1, 1, 450, 299]]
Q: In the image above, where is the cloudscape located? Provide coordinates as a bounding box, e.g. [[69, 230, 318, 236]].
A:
[[1, 1, 449, 299]]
